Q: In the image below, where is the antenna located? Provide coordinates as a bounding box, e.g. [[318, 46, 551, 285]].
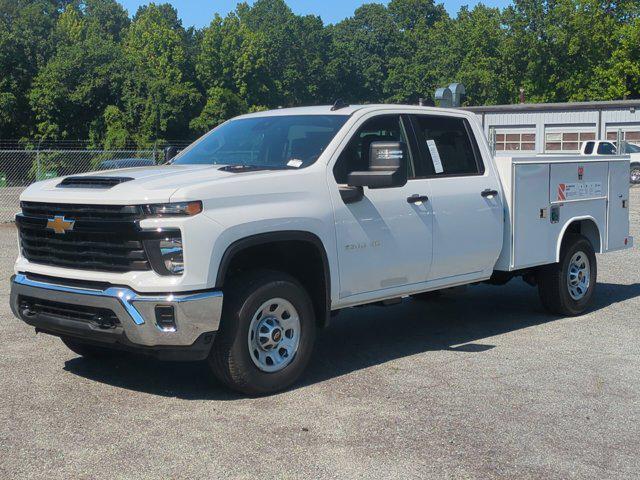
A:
[[330, 99, 349, 111]]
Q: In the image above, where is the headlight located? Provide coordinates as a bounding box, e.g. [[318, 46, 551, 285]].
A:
[[143, 201, 202, 217], [144, 233, 184, 276]]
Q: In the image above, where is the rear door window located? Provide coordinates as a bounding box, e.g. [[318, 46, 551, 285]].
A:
[[597, 142, 617, 155], [411, 115, 484, 177]]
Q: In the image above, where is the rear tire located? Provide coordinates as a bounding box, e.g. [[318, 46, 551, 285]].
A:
[[61, 337, 116, 358], [208, 270, 316, 395], [537, 234, 597, 316]]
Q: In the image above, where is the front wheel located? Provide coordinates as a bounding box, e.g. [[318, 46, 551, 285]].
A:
[[208, 270, 316, 395], [537, 234, 597, 316]]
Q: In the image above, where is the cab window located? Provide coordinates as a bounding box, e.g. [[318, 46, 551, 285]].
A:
[[583, 141, 595, 154], [333, 115, 415, 184]]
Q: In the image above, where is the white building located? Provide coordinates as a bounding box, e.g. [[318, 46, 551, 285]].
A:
[[464, 100, 640, 154]]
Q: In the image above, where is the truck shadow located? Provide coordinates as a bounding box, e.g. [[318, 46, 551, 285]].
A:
[[63, 281, 640, 400]]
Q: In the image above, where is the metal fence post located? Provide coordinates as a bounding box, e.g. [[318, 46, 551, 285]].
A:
[[488, 126, 497, 157], [36, 139, 42, 181], [616, 128, 625, 155]]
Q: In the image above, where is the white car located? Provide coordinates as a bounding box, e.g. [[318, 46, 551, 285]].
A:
[[11, 104, 633, 394], [580, 140, 640, 184]]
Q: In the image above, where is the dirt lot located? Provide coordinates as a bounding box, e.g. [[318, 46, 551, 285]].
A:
[[1, 190, 639, 479]]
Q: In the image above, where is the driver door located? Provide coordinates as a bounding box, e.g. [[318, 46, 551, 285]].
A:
[[331, 114, 433, 300]]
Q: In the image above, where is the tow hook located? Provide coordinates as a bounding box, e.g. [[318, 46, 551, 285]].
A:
[[19, 300, 36, 318]]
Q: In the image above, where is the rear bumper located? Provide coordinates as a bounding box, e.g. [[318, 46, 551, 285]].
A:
[[10, 274, 223, 360]]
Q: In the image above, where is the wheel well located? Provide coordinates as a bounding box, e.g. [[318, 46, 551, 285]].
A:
[[216, 233, 330, 328], [561, 219, 601, 255]]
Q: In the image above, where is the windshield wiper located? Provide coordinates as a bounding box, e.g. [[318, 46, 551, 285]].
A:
[[218, 164, 294, 173]]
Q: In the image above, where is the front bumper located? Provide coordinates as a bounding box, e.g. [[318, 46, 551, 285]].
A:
[[10, 274, 223, 360]]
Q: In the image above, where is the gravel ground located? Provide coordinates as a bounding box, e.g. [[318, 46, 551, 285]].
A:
[[1, 189, 639, 479]]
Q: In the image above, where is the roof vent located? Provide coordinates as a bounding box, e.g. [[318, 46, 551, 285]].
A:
[[57, 176, 134, 189]]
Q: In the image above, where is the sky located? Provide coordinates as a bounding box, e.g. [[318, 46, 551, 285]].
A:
[[119, 0, 513, 28]]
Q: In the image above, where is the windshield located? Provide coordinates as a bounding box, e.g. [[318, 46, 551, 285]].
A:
[[171, 115, 349, 168], [625, 143, 640, 153]]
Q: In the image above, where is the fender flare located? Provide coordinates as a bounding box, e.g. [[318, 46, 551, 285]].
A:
[[555, 215, 603, 261], [215, 230, 332, 326]]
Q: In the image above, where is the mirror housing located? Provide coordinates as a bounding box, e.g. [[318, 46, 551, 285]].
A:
[[347, 141, 408, 189]]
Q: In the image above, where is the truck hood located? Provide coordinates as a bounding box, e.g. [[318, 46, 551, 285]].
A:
[[20, 165, 240, 204]]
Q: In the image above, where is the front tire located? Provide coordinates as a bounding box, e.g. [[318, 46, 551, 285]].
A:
[[208, 270, 316, 395], [537, 234, 597, 316]]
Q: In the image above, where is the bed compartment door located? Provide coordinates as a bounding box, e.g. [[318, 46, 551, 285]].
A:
[[607, 161, 630, 251], [512, 163, 552, 268]]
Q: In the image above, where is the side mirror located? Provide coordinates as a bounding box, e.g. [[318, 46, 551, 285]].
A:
[[347, 141, 408, 189], [164, 146, 178, 163]]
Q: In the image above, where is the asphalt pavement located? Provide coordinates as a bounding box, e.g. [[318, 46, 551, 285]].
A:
[[1, 189, 639, 479]]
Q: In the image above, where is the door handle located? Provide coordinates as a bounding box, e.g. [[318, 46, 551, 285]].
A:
[[481, 189, 499, 198], [407, 194, 429, 204]]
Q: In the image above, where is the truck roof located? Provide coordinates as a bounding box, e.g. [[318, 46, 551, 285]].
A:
[[235, 104, 475, 119]]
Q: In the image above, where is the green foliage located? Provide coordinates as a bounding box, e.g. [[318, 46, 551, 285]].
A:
[[101, 105, 130, 149], [120, 3, 201, 146], [190, 87, 248, 134], [1, 0, 639, 144], [29, 1, 129, 141]]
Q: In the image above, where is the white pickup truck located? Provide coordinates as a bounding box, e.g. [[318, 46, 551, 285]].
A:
[[11, 105, 633, 394], [580, 140, 640, 184]]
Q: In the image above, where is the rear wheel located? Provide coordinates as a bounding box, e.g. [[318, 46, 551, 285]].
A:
[[61, 337, 116, 358], [537, 234, 597, 316], [208, 270, 316, 395]]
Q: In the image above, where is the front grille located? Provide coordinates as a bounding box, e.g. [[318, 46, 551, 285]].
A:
[[21, 201, 143, 221], [19, 227, 150, 272], [17, 201, 161, 273], [18, 295, 120, 329], [57, 176, 134, 189]]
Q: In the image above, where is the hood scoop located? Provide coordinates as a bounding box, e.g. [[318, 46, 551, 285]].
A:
[[57, 176, 134, 189]]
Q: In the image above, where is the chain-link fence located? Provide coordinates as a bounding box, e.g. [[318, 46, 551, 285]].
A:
[[0, 148, 159, 223]]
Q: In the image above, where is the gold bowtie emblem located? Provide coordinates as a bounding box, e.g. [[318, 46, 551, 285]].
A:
[[46, 216, 75, 234]]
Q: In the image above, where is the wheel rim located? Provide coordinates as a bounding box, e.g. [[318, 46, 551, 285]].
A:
[[631, 167, 640, 184], [248, 298, 301, 373], [567, 251, 590, 300]]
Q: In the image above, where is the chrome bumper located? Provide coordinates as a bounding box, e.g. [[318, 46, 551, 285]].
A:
[[10, 274, 223, 348]]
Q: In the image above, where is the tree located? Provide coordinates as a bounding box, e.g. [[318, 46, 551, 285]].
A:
[[29, 1, 129, 141], [327, 4, 401, 103], [3, 0, 640, 142], [0, 0, 66, 139], [442, 5, 515, 105], [121, 3, 201, 146], [503, 0, 627, 102], [189, 87, 247, 134], [101, 105, 131, 149]]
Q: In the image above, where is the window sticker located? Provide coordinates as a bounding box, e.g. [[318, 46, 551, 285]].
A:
[[426, 139, 444, 174], [287, 159, 303, 168]]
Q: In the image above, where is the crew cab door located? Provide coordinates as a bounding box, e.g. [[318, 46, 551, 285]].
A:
[[409, 114, 503, 281], [330, 113, 433, 299]]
